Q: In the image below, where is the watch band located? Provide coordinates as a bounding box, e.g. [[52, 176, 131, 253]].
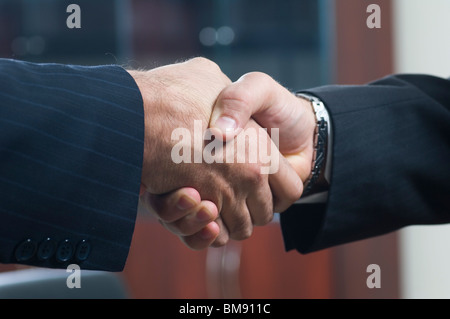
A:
[[295, 92, 330, 196]]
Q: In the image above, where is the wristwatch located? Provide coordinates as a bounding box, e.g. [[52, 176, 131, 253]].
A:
[[295, 92, 330, 197]]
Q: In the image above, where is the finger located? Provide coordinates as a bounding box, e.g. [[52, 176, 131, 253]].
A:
[[141, 187, 201, 223], [245, 180, 274, 226], [180, 221, 220, 250], [161, 200, 218, 236], [210, 72, 294, 142], [220, 200, 253, 241], [247, 120, 303, 213], [210, 216, 230, 247], [269, 154, 303, 213], [285, 152, 313, 184]]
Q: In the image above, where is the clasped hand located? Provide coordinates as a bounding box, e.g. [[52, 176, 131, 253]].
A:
[[129, 57, 316, 250]]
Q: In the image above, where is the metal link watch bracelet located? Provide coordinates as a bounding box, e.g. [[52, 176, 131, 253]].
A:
[[295, 92, 330, 197]]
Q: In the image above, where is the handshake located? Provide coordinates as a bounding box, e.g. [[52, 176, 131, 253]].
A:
[[129, 57, 318, 250]]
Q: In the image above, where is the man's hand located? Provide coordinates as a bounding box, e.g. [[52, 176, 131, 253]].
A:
[[129, 58, 302, 248], [145, 70, 316, 250], [210, 72, 316, 182]]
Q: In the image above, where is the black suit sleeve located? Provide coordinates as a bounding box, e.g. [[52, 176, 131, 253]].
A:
[[280, 74, 450, 253], [0, 59, 144, 271]]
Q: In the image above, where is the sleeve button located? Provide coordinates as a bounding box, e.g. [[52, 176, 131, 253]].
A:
[[75, 240, 91, 262], [56, 239, 74, 263], [15, 239, 36, 262], [37, 237, 56, 260]]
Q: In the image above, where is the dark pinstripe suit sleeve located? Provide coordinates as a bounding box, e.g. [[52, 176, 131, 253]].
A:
[[280, 74, 450, 253], [0, 58, 144, 271]]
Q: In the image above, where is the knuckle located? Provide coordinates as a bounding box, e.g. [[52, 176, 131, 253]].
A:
[[255, 211, 274, 226], [226, 215, 253, 240], [219, 85, 252, 113], [191, 57, 220, 71], [220, 202, 253, 240], [211, 235, 228, 247], [230, 224, 253, 240], [249, 190, 274, 227], [208, 212, 228, 248], [241, 71, 273, 85], [245, 164, 264, 186], [189, 56, 231, 87]]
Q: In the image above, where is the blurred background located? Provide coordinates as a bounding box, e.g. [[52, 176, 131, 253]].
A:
[[0, 0, 449, 299]]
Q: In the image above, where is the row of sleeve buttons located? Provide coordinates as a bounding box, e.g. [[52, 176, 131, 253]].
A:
[[15, 238, 91, 263]]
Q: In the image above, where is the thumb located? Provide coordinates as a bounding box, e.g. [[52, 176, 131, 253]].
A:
[[210, 72, 289, 141]]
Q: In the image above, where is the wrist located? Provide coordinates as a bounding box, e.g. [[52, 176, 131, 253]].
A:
[[127, 69, 164, 192], [284, 94, 317, 182]]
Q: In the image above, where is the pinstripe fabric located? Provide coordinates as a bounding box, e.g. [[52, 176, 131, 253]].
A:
[[0, 59, 144, 271], [281, 74, 450, 253]]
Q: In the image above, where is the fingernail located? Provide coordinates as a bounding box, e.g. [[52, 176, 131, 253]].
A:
[[176, 195, 197, 210], [213, 116, 236, 133], [196, 208, 212, 222]]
